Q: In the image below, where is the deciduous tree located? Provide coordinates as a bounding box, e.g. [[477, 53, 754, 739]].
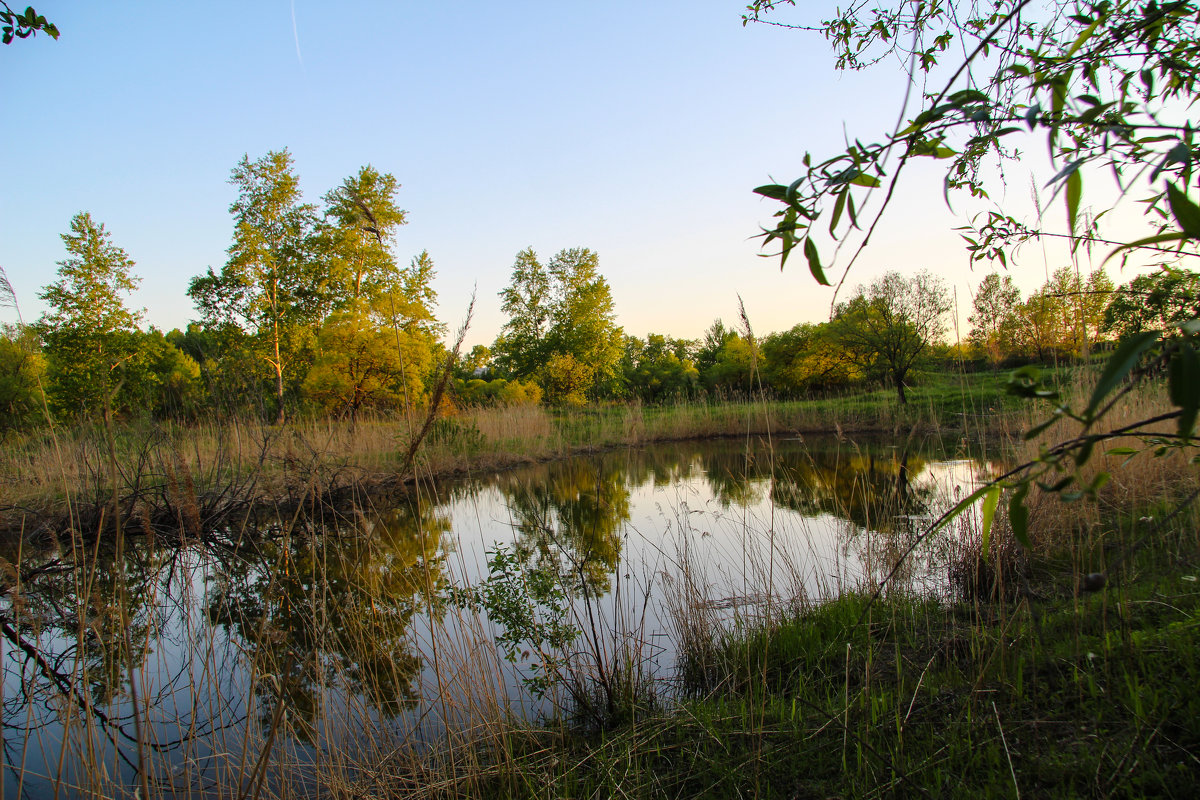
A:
[[494, 247, 623, 400], [189, 149, 318, 424], [0, 323, 44, 433], [545, 248, 623, 396], [494, 248, 552, 380], [318, 165, 408, 307], [746, 0, 1200, 540], [623, 333, 699, 402], [1102, 269, 1200, 342], [831, 271, 951, 404], [761, 322, 860, 395], [968, 273, 1020, 364]]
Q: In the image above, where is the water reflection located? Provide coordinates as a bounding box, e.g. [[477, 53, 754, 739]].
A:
[[489, 458, 630, 597], [0, 495, 451, 794], [0, 534, 166, 744], [206, 498, 450, 735], [0, 434, 992, 794], [770, 445, 934, 533]]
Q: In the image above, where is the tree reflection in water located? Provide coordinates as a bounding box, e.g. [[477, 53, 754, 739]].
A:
[[0, 493, 450, 792], [206, 496, 450, 737], [491, 457, 631, 598]]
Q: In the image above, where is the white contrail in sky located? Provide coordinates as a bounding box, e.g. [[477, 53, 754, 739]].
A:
[[290, 0, 303, 65]]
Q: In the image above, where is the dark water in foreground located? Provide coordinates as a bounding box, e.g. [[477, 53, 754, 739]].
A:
[[0, 435, 996, 797]]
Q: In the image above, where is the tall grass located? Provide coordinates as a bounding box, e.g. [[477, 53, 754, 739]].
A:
[[0, 377, 1015, 517]]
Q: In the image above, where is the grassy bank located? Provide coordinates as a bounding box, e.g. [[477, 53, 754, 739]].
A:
[[457, 562, 1200, 799], [0, 368, 1025, 519]]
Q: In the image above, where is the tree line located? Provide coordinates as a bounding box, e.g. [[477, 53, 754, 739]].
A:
[[2, 148, 1196, 431], [2, 150, 443, 430]]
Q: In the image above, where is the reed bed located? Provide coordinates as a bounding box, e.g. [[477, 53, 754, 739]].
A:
[[0, 381, 1015, 518]]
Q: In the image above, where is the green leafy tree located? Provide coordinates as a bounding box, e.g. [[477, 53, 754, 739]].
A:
[[704, 333, 757, 396], [372, 249, 443, 340], [544, 248, 624, 396], [1042, 266, 1114, 357], [623, 333, 699, 403], [135, 329, 204, 419], [189, 150, 318, 424], [1010, 267, 1114, 361], [0, 323, 45, 433], [761, 322, 860, 395], [366, 249, 444, 410], [1102, 268, 1200, 341], [1010, 289, 1060, 363], [540, 352, 594, 407], [831, 271, 951, 404], [453, 376, 542, 406], [37, 212, 144, 420], [457, 344, 492, 379], [302, 305, 428, 419], [494, 248, 552, 380], [693, 319, 736, 378], [318, 165, 408, 306], [968, 273, 1021, 364], [167, 321, 263, 417], [494, 247, 623, 400]]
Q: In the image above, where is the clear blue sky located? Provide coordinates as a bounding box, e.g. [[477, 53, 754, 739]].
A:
[[0, 1, 1126, 347]]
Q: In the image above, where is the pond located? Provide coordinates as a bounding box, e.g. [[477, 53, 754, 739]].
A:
[[0, 433, 997, 797]]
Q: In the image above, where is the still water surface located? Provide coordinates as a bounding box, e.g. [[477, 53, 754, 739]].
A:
[[0, 435, 995, 796]]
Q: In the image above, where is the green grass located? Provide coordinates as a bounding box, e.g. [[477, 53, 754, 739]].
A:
[[461, 568, 1200, 798]]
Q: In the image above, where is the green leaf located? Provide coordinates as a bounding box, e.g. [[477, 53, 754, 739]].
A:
[[1106, 446, 1139, 455], [830, 187, 847, 238], [1025, 103, 1041, 129], [1009, 485, 1031, 549], [1103, 231, 1188, 265], [803, 237, 830, 286], [1169, 342, 1200, 438], [1065, 15, 1103, 57], [1166, 182, 1200, 238], [1066, 168, 1082, 234], [980, 485, 1001, 557], [754, 184, 788, 201], [785, 177, 805, 205], [1084, 330, 1162, 422], [1045, 157, 1085, 189], [850, 173, 881, 188]]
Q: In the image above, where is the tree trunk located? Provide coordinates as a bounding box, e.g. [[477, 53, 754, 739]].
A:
[[894, 371, 908, 405], [273, 364, 285, 425]]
